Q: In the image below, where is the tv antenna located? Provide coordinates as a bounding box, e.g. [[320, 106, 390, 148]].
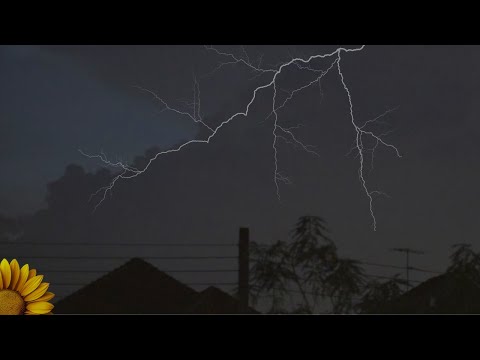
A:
[[390, 248, 425, 290]]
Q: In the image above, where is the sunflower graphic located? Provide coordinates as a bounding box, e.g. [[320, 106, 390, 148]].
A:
[[0, 259, 55, 315]]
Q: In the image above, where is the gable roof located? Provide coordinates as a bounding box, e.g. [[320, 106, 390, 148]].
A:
[[54, 258, 260, 314], [185, 286, 259, 314], [380, 271, 480, 314], [54, 258, 198, 314]]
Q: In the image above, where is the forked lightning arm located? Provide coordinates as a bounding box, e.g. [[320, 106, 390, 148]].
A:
[[80, 45, 401, 230]]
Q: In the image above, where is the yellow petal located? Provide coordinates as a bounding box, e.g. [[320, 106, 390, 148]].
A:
[[15, 264, 29, 292], [26, 301, 54, 314], [28, 269, 37, 280], [0, 259, 11, 289], [34, 291, 55, 302], [24, 311, 40, 315], [9, 259, 20, 290], [0, 266, 3, 290], [20, 275, 43, 297], [24, 282, 50, 302]]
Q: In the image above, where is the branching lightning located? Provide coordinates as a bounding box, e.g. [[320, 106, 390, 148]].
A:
[[79, 45, 401, 230]]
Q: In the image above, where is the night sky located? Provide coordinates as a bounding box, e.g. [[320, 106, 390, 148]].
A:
[[1, 45, 479, 304]]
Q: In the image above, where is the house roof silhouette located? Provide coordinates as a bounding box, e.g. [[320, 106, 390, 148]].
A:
[[186, 286, 258, 314], [378, 271, 480, 314], [54, 258, 258, 314]]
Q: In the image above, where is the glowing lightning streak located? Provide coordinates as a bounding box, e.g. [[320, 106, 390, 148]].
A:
[[337, 51, 402, 230], [80, 45, 401, 230]]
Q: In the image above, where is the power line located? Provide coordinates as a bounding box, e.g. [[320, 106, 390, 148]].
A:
[[2, 255, 237, 260], [410, 266, 442, 274], [39, 270, 421, 283], [0, 242, 237, 247], [37, 269, 238, 273], [250, 256, 441, 276], [6, 255, 441, 275], [250, 273, 424, 304], [51, 282, 237, 286], [365, 274, 422, 284], [360, 261, 407, 271], [2, 244, 443, 274], [251, 286, 364, 302], [360, 260, 442, 274]]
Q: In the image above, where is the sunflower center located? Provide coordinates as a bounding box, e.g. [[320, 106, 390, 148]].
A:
[[0, 290, 25, 315]]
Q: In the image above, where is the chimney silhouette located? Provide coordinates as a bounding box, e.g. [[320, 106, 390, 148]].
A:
[[238, 227, 250, 313]]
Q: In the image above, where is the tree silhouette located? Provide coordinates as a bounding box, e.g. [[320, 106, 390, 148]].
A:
[[325, 258, 366, 313], [447, 243, 480, 285], [448, 244, 480, 272], [250, 215, 366, 313], [356, 244, 480, 314], [355, 275, 406, 314]]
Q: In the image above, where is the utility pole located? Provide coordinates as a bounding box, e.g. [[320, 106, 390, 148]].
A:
[[391, 248, 425, 290], [238, 227, 250, 313]]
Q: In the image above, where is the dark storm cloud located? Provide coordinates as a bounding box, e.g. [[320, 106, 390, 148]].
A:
[[0, 45, 197, 214]]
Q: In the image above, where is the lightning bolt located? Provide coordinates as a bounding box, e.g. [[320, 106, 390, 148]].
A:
[[80, 45, 401, 230]]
